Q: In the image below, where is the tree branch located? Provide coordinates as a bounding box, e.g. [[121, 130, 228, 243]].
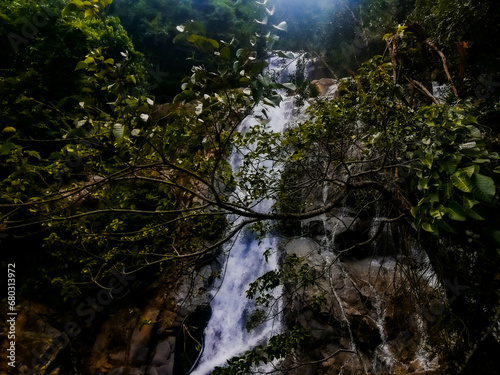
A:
[[406, 77, 440, 105], [424, 40, 459, 98]]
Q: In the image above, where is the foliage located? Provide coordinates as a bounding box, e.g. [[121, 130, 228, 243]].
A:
[[212, 326, 309, 375], [0, 0, 146, 144], [0, 0, 294, 299], [247, 255, 314, 303], [408, 105, 498, 235], [108, 0, 261, 100]]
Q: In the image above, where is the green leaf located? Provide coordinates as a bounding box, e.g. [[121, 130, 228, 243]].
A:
[[463, 207, 485, 220], [490, 231, 500, 246], [472, 173, 496, 201], [131, 245, 139, 257], [27, 150, 41, 160], [430, 206, 445, 219], [422, 222, 435, 233], [62, 0, 84, 16], [423, 153, 433, 168], [188, 34, 219, 52], [451, 171, 473, 193], [75, 61, 88, 71], [84, 8, 96, 18], [437, 156, 458, 175], [0, 142, 17, 155], [473, 158, 490, 163], [220, 46, 231, 61], [445, 202, 466, 221], [277, 51, 295, 59], [2, 127, 17, 134], [236, 48, 246, 58], [257, 74, 272, 87], [417, 177, 429, 191], [428, 190, 440, 202], [126, 75, 136, 84], [173, 90, 197, 103], [442, 181, 454, 200], [466, 125, 481, 138], [464, 165, 477, 177], [173, 33, 187, 44], [279, 82, 296, 91], [396, 25, 408, 34], [0, 12, 11, 22], [436, 219, 458, 234], [263, 94, 282, 107], [462, 196, 478, 209]]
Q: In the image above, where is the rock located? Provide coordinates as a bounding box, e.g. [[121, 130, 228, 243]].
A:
[[308, 219, 326, 237], [324, 215, 355, 238], [152, 338, 173, 366], [150, 362, 174, 375], [0, 301, 65, 375], [284, 237, 324, 266], [129, 308, 159, 364], [311, 78, 339, 97], [109, 349, 127, 363], [283, 225, 441, 375], [107, 367, 124, 375]]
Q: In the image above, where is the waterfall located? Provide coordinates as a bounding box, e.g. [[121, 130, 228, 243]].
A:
[[190, 64, 303, 373], [188, 53, 442, 374]]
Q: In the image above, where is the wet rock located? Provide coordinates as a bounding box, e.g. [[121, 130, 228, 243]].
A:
[[311, 78, 339, 97], [282, 244, 440, 375], [284, 237, 324, 266], [152, 338, 173, 366], [308, 219, 326, 237]]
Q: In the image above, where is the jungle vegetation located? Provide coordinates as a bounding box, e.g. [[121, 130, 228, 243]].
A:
[[1, 0, 499, 373]]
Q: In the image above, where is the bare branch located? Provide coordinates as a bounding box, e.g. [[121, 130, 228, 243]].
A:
[[424, 40, 459, 98], [406, 77, 440, 105]]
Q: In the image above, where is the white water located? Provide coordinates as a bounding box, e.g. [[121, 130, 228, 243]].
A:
[[191, 93, 300, 374]]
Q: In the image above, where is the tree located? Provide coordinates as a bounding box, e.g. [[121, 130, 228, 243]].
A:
[[0, 0, 293, 296], [108, 0, 261, 100]]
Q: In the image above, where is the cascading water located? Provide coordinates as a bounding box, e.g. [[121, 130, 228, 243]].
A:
[[190, 56, 305, 374], [189, 53, 442, 374]]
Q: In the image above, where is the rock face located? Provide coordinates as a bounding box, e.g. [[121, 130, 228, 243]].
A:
[[281, 211, 442, 375], [0, 301, 66, 375], [311, 78, 339, 97], [2, 260, 220, 375]]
